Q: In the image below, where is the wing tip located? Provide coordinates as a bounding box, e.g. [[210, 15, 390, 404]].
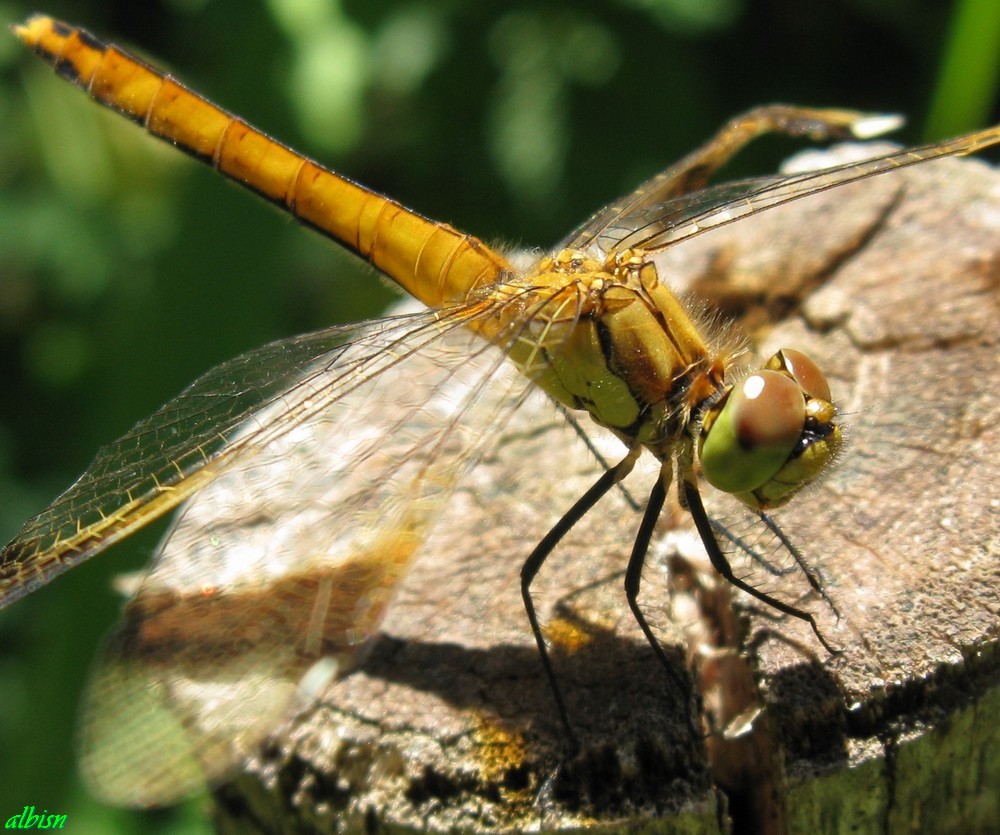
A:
[[850, 113, 906, 141]]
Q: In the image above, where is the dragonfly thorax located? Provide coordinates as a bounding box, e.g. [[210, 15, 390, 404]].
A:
[[505, 247, 842, 511], [509, 248, 728, 457]]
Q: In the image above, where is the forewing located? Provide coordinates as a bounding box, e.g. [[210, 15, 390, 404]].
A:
[[560, 126, 1000, 257], [0, 304, 499, 607]]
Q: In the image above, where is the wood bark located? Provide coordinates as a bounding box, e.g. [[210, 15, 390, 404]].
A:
[[212, 144, 1000, 834]]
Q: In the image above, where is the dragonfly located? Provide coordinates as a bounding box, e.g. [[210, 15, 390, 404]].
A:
[[5, 14, 1000, 809]]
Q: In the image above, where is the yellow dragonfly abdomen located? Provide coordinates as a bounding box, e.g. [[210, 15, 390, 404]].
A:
[[15, 15, 511, 310]]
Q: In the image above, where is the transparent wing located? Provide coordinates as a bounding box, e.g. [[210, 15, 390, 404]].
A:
[[560, 125, 1000, 257], [0, 297, 517, 607], [0, 268, 598, 805], [73, 295, 561, 805]]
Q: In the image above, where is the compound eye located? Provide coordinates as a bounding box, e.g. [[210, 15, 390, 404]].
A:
[[700, 371, 805, 494], [768, 348, 831, 402]]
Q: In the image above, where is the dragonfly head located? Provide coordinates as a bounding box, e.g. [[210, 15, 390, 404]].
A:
[[697, 349, 842, 510]]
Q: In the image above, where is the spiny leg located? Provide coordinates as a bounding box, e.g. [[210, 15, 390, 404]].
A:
[[709, 517, 799, 578], [623, 469, 701, 738], [521, 449, 639, 752], [759, 511, 842, 621], [681, 479, 840, 655]]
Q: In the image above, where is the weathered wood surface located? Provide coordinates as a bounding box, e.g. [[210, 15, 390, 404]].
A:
[[213, 144, 1000, 834]]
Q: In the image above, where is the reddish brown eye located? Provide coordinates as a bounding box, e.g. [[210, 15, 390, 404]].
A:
[[700, 371, 806, 494], [774, 349, 831, 402], [733, 372, 805, 450]]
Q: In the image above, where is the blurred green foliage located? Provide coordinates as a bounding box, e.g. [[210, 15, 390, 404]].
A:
[[0, 0, 996, 831], [925, 0, 1000, 139]]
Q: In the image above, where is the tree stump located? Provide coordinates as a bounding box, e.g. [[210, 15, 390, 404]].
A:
[[212, 144, 1000, 834]]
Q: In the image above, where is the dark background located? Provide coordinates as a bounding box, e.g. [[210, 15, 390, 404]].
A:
[[0, 0, 997, 831]]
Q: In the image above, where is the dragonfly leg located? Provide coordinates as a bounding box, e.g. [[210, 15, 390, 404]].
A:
[[622, 468, 702, 738], [639, 104, 902, 201], [759, 511, 843, 621], [554, 402, 642, 512], [708, 517, 799, 578], [520, 449, 639, 753], [681, 478, 841, 655]]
